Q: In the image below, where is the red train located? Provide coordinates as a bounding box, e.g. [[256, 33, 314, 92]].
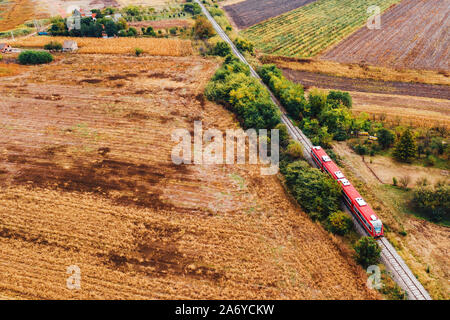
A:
[[310, 146, 384, 238]]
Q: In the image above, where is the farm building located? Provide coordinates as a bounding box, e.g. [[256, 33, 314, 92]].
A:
[[0, 43, 12, 53], [62, 41, 78, 52]]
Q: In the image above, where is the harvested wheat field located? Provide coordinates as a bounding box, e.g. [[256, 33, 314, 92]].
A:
[[322, 0, 450, 71], [0, 54, 379, 299], [13, 36, 193, 56], [0, 0, 35, 31]]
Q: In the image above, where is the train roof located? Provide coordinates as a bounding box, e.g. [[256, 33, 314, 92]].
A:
[[341, 183, 379, 219]]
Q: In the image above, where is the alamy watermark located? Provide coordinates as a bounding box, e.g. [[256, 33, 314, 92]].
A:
[[366, 265, 383, 290], [367, 5, 381, 30], [66, 265, 81, 290], [171, 121, 279, 175]]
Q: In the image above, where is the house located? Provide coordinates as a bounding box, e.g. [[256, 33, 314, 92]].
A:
[[0, 43, 12, 53], [62, 40, 78, 52]]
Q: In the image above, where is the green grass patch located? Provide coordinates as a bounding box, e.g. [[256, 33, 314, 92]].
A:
[[382, 184, 450, 227]]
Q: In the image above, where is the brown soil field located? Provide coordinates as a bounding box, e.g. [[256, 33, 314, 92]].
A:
[[223, 0, 316, 29], [0, 54, 379, 299], [264, 56, 450, 86], [129, 19, 193, 30], [321, 0, 450, 71], [282, 69, 450, 100], [349, 91, 450, 129], [34, 0, 119, 18], [281, 68, 450, 129], [332, 142, 450, 299], [13, 36, 193, 56]]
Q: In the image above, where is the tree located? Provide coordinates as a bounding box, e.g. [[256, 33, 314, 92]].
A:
[[413, 184, 449, 222], [210, 41, 231, 57], [282, 160, 341, 219], [308, 89, 327, 117], [393, 129, 417, 163], [354, 237, 381, 268], [377, 128, 395, 149], [327, 90, 352, 108], [183, 3, 202, 15], [193, 16, 215, 39], [286, 141, 303, 159], [327, 211, 353, 235]]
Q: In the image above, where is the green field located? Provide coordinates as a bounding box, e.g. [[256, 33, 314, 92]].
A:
[[241, 0, 401, 58]]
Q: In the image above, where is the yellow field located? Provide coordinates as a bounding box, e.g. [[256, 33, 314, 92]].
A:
[[0, 0, 35, 31], [13, 36, 193, 56], [0, 53, 379, 299]]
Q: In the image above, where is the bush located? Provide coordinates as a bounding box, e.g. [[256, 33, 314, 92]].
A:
[[412, 184, 449, 222], [327, 211, 353, 235], [44, 41, 62, 51], [210, 41, 231, 57], [183, 3, 202, 15], [234, 37, 254, 54], [205, 59, 280, 130], [18, 50, 54, 65], [281, 160, 341, 219], [327, 90, 352, 108], [286, 141, 303, 159], [134, 47, 143, 56], [377, 128, 395, 149], [399, 175, 411, 189], [193, 16, 215, 39], [393, 177, 397, 186], [354, 237, 381, 268]]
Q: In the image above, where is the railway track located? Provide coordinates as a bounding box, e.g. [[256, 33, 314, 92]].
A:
[[194, 0, 432, 300]]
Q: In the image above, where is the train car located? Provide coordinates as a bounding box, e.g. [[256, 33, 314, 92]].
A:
[[311, 146, 345, 180], [339, 179, 384, 238], [311, 146, 384, 238]]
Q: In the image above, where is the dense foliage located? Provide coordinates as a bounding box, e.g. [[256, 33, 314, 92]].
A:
[[394, 129, 417, 163], [44, 41, 62, 51], [354, 237, 381, 268], [281, 160, 341, 220], [327, 211, 353, 235], [18, 51, 54, 65], [412, 183, 449, 222], [193, 16, 216, 39], [205, 56, 280, 130]]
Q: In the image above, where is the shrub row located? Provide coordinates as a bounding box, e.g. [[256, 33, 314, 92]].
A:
[[205, 56, 280, 130]]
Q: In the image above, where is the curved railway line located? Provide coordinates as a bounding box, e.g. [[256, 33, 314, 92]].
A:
[[194, 0, 432, 300]]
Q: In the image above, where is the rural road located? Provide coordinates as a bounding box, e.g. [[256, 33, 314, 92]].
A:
[[194, 0, 432, 300]]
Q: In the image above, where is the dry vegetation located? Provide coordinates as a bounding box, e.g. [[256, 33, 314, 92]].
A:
[[0, 0, 35, 31], [0, 62, 28, 77], [0, 54, 379, 299], [349, 91, 450, 130], [13, 36, 193, 56], [332, 142, 450, 299], [264, 56, 450, 86]]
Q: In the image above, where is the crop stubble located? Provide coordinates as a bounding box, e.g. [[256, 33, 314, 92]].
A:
[[0, 54, 378, 299]]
